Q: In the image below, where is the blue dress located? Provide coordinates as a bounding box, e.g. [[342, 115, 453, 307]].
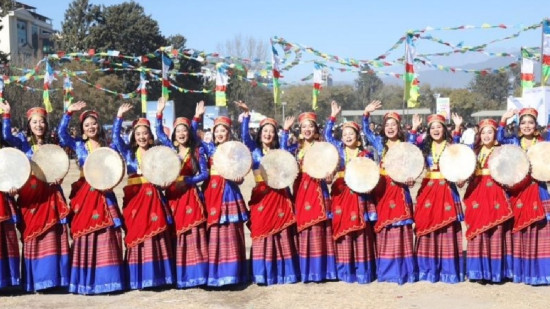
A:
[[241, 115, 300, 285], [155, 115, 210, 288], [112, 117, 175, 289], [2, 114, 70, 292], [497, 125, 550, 285], [191, 120, 249, 286], [58, 112, 125, 294]]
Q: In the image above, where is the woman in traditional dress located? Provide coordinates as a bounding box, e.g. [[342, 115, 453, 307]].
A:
[[193, 105, 249, 287], [363, 106, 418, 284], [461, 118, 513, 283], [236, 101, 300, 285], [281, 111, 337, 283], [324, 100, 379, 283], [0, 101, 70, 292], [113, 103, 175, 289], [155, 98, 208, 288], [498, 108, 550, 285], [0, 115, 20, 290], [57, 101, 125, 294], [409, 113, 465, 283]]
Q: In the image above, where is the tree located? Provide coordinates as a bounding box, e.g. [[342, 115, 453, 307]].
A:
[[57, 0, 102, 52], [355, 65, 383, 106], [469, 70, 512, 109]]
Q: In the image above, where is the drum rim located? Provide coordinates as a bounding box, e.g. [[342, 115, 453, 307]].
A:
[[31, 144, 70, 183], [213, 141, 253, 180], [384, 142, 424, 183], [302, 141, 339, 179], [0, 147, 31, 191], [259, 149, 299, 189], [344, 156, 380, 193], [141, 145, 181, 186], [83, 147, 126, 190]]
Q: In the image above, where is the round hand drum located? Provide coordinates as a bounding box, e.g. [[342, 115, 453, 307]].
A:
[[345, 157, 380, 193], [488, 145, 530, 188], [83, 147, 125, 190], [527, 141, 550, 182], [141, 146, 181, 187], [302, 142, 339, 179], [383, 142, 424, 183], [31, 144, 70, 183], [439, 144, 476, 182], [259, 149, 299, 189], [213, 141, 252, 181], [0, 148, 31, 192]]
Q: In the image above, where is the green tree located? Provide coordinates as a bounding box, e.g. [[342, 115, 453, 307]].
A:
[[57, 0, 102, 52], [469, 70, 512, 109]]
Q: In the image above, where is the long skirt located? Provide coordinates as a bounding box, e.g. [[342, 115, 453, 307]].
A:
[[22, 223, 70, 292], [70, 227, 125, 294], [467, 221, 513, 282], [299, 221, 337, 282], [251, 226, 300, 285], [334, 221, 377, 284], [376, 224, 418, 284], [207, 222, 248, 286], [415, 222, 464, 283], [0, 220, 19, 289], [512, 219, 550, 285], [175, 224, 209, 288], [126, 229, 175, 289]]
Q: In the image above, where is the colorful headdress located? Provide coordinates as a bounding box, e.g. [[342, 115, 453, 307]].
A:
[[79, 110, 99, 123], [173, 117, 191, 129], [519, 107, 538, 119], [383, 111, 401, 122], [427, 114, 446, 126], [478, 118, 497, 131], [298, 112, 317, 124], [132, 118, 150, 129], [259, 117, 278, 128], [342, 121, 361, 133], [214, 116, 232, 128], [26, 107, 47, 120]]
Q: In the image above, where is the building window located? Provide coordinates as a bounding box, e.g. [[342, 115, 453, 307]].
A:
[[17, 20, 27, 46]]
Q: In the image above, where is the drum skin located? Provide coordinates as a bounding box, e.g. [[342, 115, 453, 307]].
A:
[[302, 142, 339, 179], [141, 146, 181, 186], [213, 141, 252, 180], [488, 144, 530, 187], [31, 144, 70, 183], [259, 149, 299, 189], [344, 157, 380, 193], [83, 147, 126, 190], [383, 142, 424, 183], [439, 144, 476, 182], [0, 148, 31, 192]]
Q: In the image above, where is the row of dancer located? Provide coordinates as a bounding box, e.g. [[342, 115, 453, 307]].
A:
[[1, 98, 549, 296]]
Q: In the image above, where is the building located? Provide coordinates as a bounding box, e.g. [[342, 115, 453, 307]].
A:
[[0, 1, 54, 59]]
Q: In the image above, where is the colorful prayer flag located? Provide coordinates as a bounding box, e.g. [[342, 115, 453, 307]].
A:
[[405, 34, 420, 108], [312, 63, 323, 110], [139, 71, 148, 114], [43, 60, 55, 112], [521, 48, 534, 94], [271, 39, 282, 105], [542, 19, 550, 85], [161, 53, 172, 100], [215, 63, 228, 106]]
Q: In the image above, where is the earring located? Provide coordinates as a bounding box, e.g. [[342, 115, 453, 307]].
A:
[[149, 139, 154, 145], [314, 133, 319, 139], [82, 134, 88, 141], [298, 133, 304, 139], [173, 140, 179, 147], [356, 141, 361, 147]]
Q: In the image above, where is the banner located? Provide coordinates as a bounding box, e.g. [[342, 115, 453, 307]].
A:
[[405, 34, 420, 108], [507, 87, 550, 126], [521, 48, 535, 94], [312, 63, 323, 110], [436, 97, 451, 121]]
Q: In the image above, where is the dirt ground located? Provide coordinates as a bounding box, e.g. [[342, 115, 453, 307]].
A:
[[1, 160, 550, 309]]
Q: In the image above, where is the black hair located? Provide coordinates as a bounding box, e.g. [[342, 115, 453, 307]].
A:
[[298, 120, 320, 148], [80, 115, 107, 146], [26, 116, 50, 144], [254, 123, 280, 150], [129, 125, 155, 160], [341, 125, 364, 151], [422, 121, 453, 156], [380, 117, 405, 154], [518, 114, 541, 138], [472, 125, 498, 155], [171, 124, 199, 175], [212, 124, 232, 146]]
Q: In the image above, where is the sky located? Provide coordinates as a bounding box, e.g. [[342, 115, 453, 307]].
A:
[[19, 0, 549, 83]]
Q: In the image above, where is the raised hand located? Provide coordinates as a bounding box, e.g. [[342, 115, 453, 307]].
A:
[[364, 100, 382, 114], [68, 101, 86, 113], [412, 114, 422, 131], [157, 96, 166, 114], [330, 100, 342, 118], [117, 103, 133, 118], [0, 100, 11, 113], [500, 109, 517, 123], [451, 112, 463, 131], [283, 116, 295, 131], [195, 101, 205, 118], [234, 100, 249, 113]]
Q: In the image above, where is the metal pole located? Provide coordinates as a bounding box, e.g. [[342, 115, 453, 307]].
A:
[[282, 101, 287, 121]]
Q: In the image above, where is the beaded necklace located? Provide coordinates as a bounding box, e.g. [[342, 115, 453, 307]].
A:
[[477, 146, 494, 169], [430, 140, 447, 169], [520, 137, 536, 151], [345, 147, 359, 164], [297, 141, 314, 161], [136, 148, 143, 174]]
